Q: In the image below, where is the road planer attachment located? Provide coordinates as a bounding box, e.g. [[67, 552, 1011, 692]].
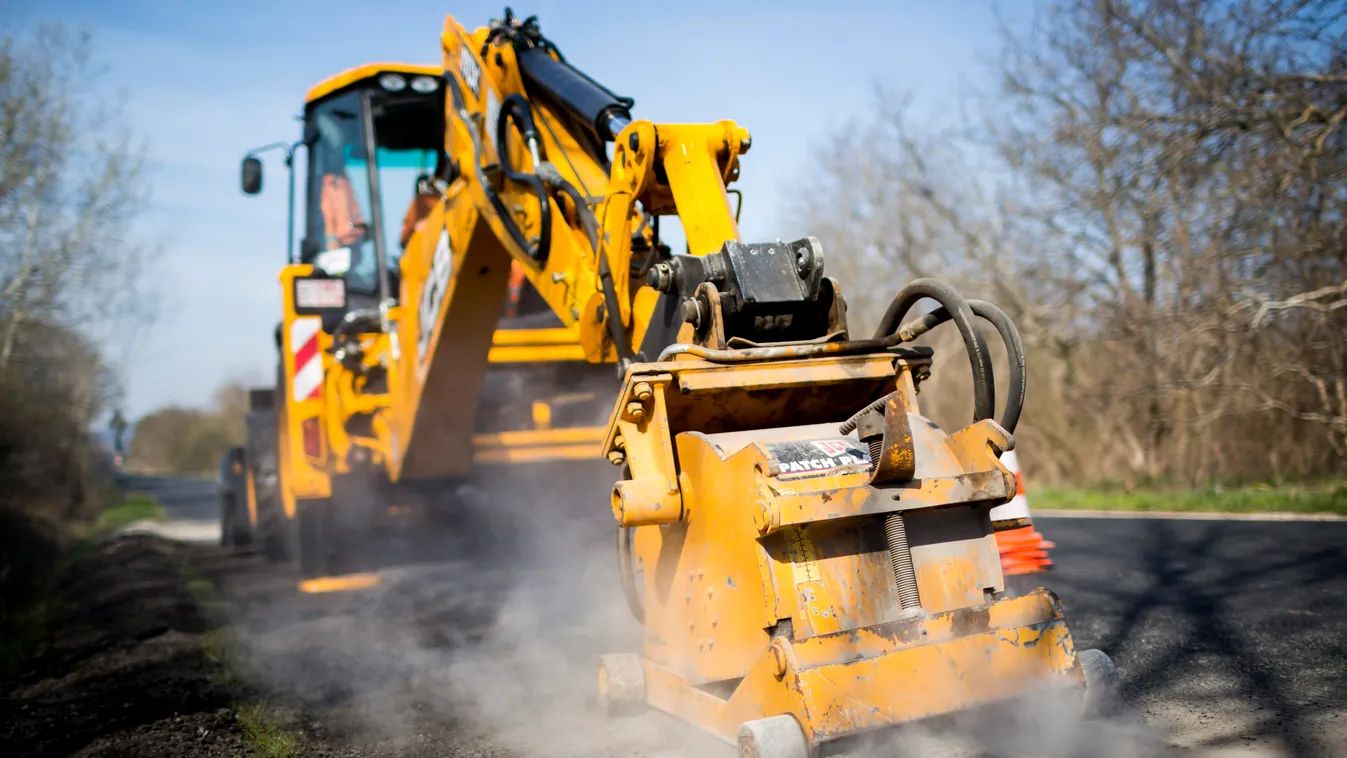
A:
[[598, 238, 1116, 756]]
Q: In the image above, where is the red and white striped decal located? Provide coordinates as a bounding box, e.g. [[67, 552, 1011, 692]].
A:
[[290, 317, 323, 402]]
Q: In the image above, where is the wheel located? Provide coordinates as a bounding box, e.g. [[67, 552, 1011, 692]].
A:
[[616, 526, 643, 622], [296, 500, 331, 578], [246, 406, 287, 562], [219, 447, 247, 547], [1078, 648, 1121, 718], [220, 494, 235, 547], [737, 715, 809, 758], [258, 492, 289, 563], [597, 653, 645, 715], [231, 508, 253, 546]]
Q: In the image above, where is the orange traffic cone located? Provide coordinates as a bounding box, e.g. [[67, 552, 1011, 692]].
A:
[[992, 449, 1055, 575]]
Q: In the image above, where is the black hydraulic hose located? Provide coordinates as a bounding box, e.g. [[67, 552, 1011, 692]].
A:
[[894, 300, 1025, 433], [595, 245, 635, 364], [968, 300, 1024, 433], [495, 94, 552, 263], [874, 279, 996, 425], [334, 308, 381, 338], [537, 163, 634, 363]]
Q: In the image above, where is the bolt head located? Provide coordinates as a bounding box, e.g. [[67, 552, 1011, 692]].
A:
[[680, 298, 701, 327], [795, 247, 813, 277], [646, 263, 668, 291], [626, 401, 646, 422]]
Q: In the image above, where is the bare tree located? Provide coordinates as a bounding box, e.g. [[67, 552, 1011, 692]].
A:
[[0, 24, 151, 510], [0, 25, 148, 380], [129, 380, 250, 474], [793, 0, 1346, 484]]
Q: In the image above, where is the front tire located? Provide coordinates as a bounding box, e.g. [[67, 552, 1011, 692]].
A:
[[296, 500, 331, 578], [220, 494, 235, 547], [737, 715, 809, 758], [1079, 648, 1121, 717], [597, 653, 645, 716]]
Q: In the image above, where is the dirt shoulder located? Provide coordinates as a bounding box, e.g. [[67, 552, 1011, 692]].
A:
[[1, 534, 261, 757]]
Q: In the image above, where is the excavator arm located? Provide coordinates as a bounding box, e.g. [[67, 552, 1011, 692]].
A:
[[389, 11, 750, 479]]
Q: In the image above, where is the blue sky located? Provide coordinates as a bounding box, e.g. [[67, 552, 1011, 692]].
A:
[[12, 0, 1021, 418]]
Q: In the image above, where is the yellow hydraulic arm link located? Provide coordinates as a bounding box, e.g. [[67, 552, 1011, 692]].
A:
[[387, 11, 749, 480]]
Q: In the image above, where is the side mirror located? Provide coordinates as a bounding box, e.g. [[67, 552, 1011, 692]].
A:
[[241, 156, 263, 195]]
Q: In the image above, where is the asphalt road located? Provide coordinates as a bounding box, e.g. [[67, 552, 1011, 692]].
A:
[[119, 474, 219, 543], [127, 475, 1347, 756], [1036, 514, 1347, 756], [121, 474, 218, 522]]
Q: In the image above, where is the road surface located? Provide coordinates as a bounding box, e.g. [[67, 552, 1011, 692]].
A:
[[126, 475, 1347, 756], [119, 474, 220, 543], [1038, 514, 1347, 756]]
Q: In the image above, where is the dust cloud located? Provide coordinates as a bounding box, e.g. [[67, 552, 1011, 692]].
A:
[[224, 464, 720, 756], [222, 468, 1168, 757]]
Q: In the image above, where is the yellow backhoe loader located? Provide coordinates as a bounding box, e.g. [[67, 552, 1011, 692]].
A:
[[234, 8, 1116, 754], [235, 61, 614, 576]]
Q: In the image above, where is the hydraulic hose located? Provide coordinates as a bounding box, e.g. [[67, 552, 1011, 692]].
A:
[[892, 300, 1026, 434], [874, 279, 996, 425], [536, 163, 634, 363], [495, 94, 552, 263], [334, 308, 381, 338]]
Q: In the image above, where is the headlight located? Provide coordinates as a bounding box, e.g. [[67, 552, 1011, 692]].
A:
[[378, 73, 407, 92], [410, 75, 438, 93]]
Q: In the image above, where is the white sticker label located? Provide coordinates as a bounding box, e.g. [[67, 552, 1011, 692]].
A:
[[295, 278, 346, 309], [417, 229, 453, 362], [485, 88, 501, 153], [765, 438, 871, 477], [459, 46, 482, 99]]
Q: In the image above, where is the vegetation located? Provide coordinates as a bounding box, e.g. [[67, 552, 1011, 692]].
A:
[[237, 703, 302, 758], [1037, 479, 1347, 515], [798, 0, 1346, 487], [1, 490, 164, 672], [0, 22, 153, 617], [94, 493, 165, 532], [0, 537, 89, 675], [128, 380, 249, 473]]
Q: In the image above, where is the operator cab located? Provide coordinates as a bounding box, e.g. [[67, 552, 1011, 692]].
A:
[[243, 63, 446, 329]]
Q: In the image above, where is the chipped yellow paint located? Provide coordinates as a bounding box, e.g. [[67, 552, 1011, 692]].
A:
[[605, 348, 1087, 750], [784, 527, 821, 583]]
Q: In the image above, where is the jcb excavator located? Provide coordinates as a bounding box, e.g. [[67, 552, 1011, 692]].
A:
[[234, 8, 1114, 755]]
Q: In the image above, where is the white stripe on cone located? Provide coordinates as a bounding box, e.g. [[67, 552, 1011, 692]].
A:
[[990, 449, 1031, 522]]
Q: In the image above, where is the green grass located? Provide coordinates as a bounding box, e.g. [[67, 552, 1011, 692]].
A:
[[0, 539, 92, 676], [237, 703, 301, 758], [1036, 479, 1347, 515], [0, 591, 59, 674], [95, 493, 165, 532]]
